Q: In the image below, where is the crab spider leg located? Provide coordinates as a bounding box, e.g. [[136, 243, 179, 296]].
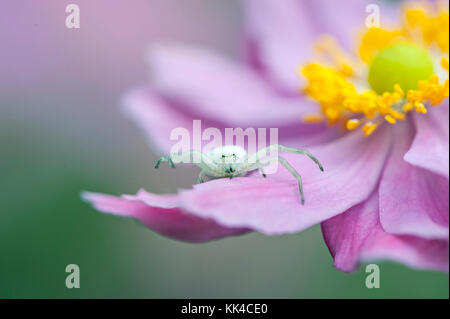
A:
[[154, 155, 175, 169], [277, 156, 305, 204], [155, 150, 216, 171], [259, 167, 267, 178], [196, 169, 207, 184], [249, 156, 305, 204], [247, 144, 324, 172]]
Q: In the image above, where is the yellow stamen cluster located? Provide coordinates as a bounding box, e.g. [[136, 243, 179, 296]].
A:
[[300, 5, 449, 137], [302, 63, 408, 136], [301, 64, 357, 125], [404, 60, 449, 112], [313, 35, 354, 76], [344, 84, 406, 131], [359, 27, 404, 63], [405, 7, 449, 52], [302, 61, 448, 136]]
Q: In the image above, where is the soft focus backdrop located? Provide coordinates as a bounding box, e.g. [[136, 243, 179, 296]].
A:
[[0, 0, 448, 298]]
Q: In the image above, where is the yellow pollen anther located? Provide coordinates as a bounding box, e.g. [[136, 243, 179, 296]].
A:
[[403, 103, 414, 112], [346, 119, 360, 130], [385, 115, 397, 124], [394, 84, 404, 97], [415, 103, 428, 114], [363, 122, 378, 136]]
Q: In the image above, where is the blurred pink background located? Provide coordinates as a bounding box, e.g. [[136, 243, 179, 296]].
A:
[[0, 0, 241, 147]]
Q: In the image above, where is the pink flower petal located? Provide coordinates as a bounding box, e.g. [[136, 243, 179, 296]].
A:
[[179, 129, 391, 234], [121, 87, 198, 153], [243, 0, 317, 92], [322, 190, 449, 273], [122, 86, 334, 155], [379, 122, 449, 240], [300, 0, 399, 48], [148, 42, 318, 126], [81, 190, 248, 242], [404, 102, 449, 178]]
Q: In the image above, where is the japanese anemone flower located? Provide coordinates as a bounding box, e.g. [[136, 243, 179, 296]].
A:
[[83, 0, 449, 272]]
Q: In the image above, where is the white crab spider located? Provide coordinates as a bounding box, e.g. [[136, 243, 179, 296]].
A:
[[155, 144, 324, 204]]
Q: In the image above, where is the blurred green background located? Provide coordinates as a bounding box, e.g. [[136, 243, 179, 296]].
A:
[[0, 0, 448, 298]]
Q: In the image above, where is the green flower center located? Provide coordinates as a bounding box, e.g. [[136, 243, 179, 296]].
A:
[[368, 43, 434, 94]]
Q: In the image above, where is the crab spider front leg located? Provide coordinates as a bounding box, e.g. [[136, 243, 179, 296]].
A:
[[154, 150, 216, 172], [154, 156, 175, 169], [248, 144, 324, 172]]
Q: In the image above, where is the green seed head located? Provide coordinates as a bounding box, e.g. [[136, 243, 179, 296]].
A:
[[368, 43, 434, 94]]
